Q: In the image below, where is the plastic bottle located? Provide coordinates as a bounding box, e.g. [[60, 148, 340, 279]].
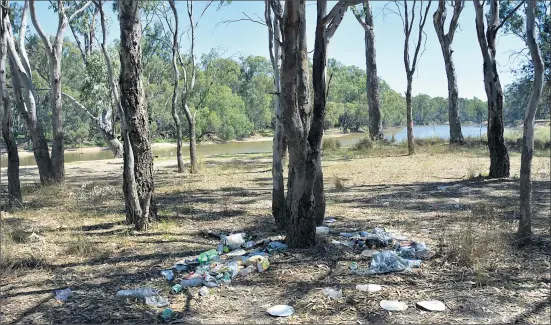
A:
[[161, 308, 173, 322], [116, 287, 158, 300], [316, 226, 330, 235], [197, 249, 218, 263], [160, 270, 174, 281]]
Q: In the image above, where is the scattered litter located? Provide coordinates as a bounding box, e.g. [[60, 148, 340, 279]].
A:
[[340, 232, 354, 237], [389, 233, 408, 241], [256, 256, 270, 272], [437, 185, 448, 191], [29, 232, 45, 243], [350, 262, 359, 270], [239, 265, 256, 276], [160, 270, 174, 281], [160, 308, 173, 322], [332, 239, 354, 248], [416, 300, 446, 312], [352, 251, 420, 275], [267, 305, 294, 317], [197, 249, 219, 263], [226, 249, 247, 256], [221, 233, 246, 249], [322, 287, 343, 299], [173, 259, 197, 272], [380, 300, 408, 311], [267, 241, 288, 253], [117, 287, 169, 307], [116, 287, 158, 300], [145, 295, 170, 308], [324, 218, 337, 223], [180, 278, 204, 288], [316, 226, 330, 235], [396, 242, 430, 259], [244, 241, 256, 249], [170, 284, 182, 294], [356, 284, 382, 292], [382, 202, 390, 207], [54, 288, 72, 302], [361, 249, 378, 257], [364, 228, 393, 247], [199, 286, 210, 296]]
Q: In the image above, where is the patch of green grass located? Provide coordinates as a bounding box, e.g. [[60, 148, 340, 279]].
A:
[[322, 138, 342, 152], [353, 137, 373, 151]]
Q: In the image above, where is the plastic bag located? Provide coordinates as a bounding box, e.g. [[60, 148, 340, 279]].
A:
[[353, 251, 420, 275]]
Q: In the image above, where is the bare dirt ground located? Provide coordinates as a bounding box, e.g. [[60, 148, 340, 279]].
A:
[[1, 144, 550, 324]]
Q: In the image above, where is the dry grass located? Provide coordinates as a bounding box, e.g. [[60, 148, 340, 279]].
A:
[[1, 146, 550, 324]]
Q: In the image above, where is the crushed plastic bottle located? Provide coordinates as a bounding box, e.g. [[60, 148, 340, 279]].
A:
[[54, 288, 72, 302], [145, 295, 170, 308], [316, 226, 330, 235], [116, 287, 158, 300], [160, 269, 174, 281], [199, 286, 209, 297], [322, 287, 343, 299], [397, 242, 430, 259], [197, 249, 218, 263], [227, 261, 240, 279]]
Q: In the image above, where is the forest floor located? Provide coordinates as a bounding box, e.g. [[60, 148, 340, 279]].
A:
[[1, 142, 550, 324]]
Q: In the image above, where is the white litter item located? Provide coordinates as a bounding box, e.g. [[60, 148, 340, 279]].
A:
[[416, 300, 446, 312], [356, 284, 382, 292], [226, 249, 247, 256], [380, 300, 408, 311], [222, 233, 246, 249], [266, 305, 294, 317], [382, 202, 390, 206], [361, 249, 378, 257], [324, 218, 337, 223], [437, 185, 448, 191], [316, 226, 330, 235], [322, 287, 343, 299]]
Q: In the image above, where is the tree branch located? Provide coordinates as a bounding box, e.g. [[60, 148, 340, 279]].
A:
[[29, 0, 52, 53], [496, 0, 525, 32], [217, 12, 267, 27], [68, 1, 92, 23], [61, 92, 98, 121]]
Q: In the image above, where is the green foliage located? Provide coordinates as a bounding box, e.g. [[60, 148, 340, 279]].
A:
[[322, 138, 342, 151], [354, 137, 373, 151]]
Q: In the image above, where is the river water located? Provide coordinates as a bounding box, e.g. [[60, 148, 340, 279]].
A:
[[3, 125, 488, 167]]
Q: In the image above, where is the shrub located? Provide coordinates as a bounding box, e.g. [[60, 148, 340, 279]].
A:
[[322, 138, 342, 151], [354, 137, 373, 151]]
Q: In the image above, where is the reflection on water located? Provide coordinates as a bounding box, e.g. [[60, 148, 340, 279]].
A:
[[3, 125, 487, 167]]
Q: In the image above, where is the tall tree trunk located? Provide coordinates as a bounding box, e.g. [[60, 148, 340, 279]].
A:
[[362, 2, 383, 140], [4, 3, 55, 184], [119, 0, 157, 231], [312, 0, 327, 227], [443, 44, 464, 144], [0, 5, 21, 204], [49, 54, 64, 181], [474, 0, 509, 178], [169, 0, 184, 173], [183, 106, 197, 174], [518, 0, 544, 243], [8, 59, 54, 184], [406, 74, 415, 155], [433, 0, 464, 144], [282, 0, 316, 248], [266, 0, 287, 230]]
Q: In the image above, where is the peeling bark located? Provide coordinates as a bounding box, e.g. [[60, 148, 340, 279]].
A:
[[168, 0, 184, 173], [0, 1, 21, 205], [266, 0, 287, 230]]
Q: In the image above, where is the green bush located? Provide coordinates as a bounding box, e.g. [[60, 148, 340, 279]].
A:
[[322, 138, 342, 151], [354, 137, 373, 151]]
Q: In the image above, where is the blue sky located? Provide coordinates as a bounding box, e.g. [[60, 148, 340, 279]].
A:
[[30, 1, 528, 99]]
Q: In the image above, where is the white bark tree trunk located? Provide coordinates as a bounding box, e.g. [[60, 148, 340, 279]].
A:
[[518, 0, 544, 243]]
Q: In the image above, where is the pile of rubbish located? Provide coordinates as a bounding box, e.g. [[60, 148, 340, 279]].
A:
[[325, 226, 431, 275], [115, 232, 289, 319]]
